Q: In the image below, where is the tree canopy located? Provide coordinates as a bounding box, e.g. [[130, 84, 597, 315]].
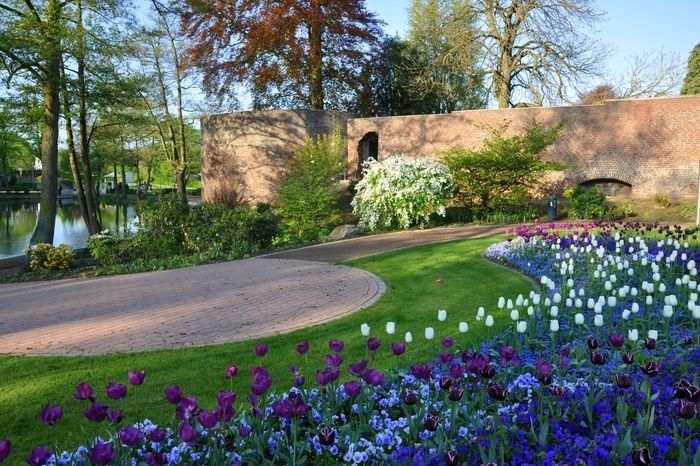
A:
[[681, 44, 700, 95]]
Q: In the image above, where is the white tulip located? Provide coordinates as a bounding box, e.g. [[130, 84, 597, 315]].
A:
[[621, 309, 631, 320], [497, 297, 505, 309], [476, 307, 485, 320], [594, 314, 604, 327], [527, 306, 534, 316], [574, 313, 585, 325], [575, 298, 583, 308], [607, 296, 617, 308], [544, 298, 551, 307], [604, 281, 612, 291], [517, 321, 527, 333], [385, 321, 396, 335], [361, 323, 370, 337], [550, 306, 559, 317], [516, 294, 524, 306], [459, 322, 469, 333], [532, 294, 541, 305], [659, 283, 666, 293], [510, 309, 520, 321], [424, 327, 435, 340], [485, 315, 494, 327], [631, 287, 638, 296], [646, 295, 653, 305], [437, 309, 447, 321], [594, 302, 603, 314], [648, 329, 658, 340], [587, 298, 595, 309], [694, 307, 700, 319], [550, 320, 560, 332], [628, 328, 639, 341], [566, 298, 573, 307], [579, 288, 585, 297], [631, 303, 640, 313], [662, 306, 673, 318], [405, 332, 413, 343], [553, 293, 562, 304]]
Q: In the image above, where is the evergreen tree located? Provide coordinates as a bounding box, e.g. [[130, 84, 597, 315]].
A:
[[681, 44, 700, 95]]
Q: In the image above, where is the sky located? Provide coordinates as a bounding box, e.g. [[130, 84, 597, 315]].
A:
[[366, 0, 699, 93]]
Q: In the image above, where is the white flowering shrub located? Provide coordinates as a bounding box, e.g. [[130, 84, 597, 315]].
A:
[[351, 156, 453, 231]]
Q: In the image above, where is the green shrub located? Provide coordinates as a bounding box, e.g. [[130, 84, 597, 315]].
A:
[[680, 202, 696, 220], [617, 202, 638, 218], [652, 193, 671, 208], [87, 232, 137, 267], [26, 243, 74, 272], [275, 127, 346, 239], [564, 185, 610, 219], [135, 194, 190, 259]]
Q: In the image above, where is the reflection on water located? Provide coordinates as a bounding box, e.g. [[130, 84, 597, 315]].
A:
[[0, 198, 137, 259]]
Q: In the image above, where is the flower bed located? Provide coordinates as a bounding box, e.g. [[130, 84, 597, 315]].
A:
[[2, 222, 699, 465]]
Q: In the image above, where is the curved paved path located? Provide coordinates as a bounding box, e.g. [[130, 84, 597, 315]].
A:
[[0, 224, 509, 356]]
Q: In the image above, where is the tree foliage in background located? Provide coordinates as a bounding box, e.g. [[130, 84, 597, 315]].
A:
[[180, 0, 383, 110], [577, 83, 617, 105], [0, 107, 33, 176], [681, 43, 700, 95], [441, 120, 565, 215], [275, 127, 347, 239]]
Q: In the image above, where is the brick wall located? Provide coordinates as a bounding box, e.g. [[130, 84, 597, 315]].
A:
[[347, 96, 700, 198], [201, 109, 353, 204]]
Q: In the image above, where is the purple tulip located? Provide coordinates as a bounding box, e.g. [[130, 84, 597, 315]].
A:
[[608, 333, 625, 348], [0, 440, 10, 462], [467, 354, 489, 375], [176, 396, 199, 421], [461, 349, 476, 363], [423, 413, 439, 431], [410, 363, 432, 380], [39, 404, 63, 426], [178, 422, 199, 443], [293, 374, 305, 387], [146, 452, 166, 466], [150, 428, 168, 442], [107, 408, 124, 424], [391, 342, 406, 356], [344, 380, 362, 398], [448, 386, 464, 401], [631, 448, 652, 465], [318, 426, 336, 446], [441, 337, 453, 348], [118, 426, 145, 446], [684, 335, 694, 346], [106, 382, 127, 400], [315, 369, 334, 387], [250, 376, 272, 395], [296, 341, 309, 354], [487, 382, 506, 401], [217, 390, 236, 408], [590, 351, 605, 365], [164, 385, 183, 404], [323, 353, 343, 367], [481, 364, 496, 379], [26, 446, 52, 466], [498, 346, 519, 364], [238, 424, 251, 437], [445, 449, 459, 466], [251, 366, 269, 379], [198, 409, 219, 429], [534, 359, 553, 377], [272, 392, 309, 419], [640, 361, 661, 376], [679, 400, 696, 419], [439, 376, 451, 390], [254, 343, 268, 357], [450, 363, 465, 378], [622, 352, 634, 364], [644, 338, 656, 350], [361, 369, 385, 386], [367, 337, 381, 351], [89, 442, 115, 466], [83, 402, 109, 423], [127, 370, 146, 386], [329, 339, 344, 352], [587, 336, 599, 350], [404, 390, 418, 405], [72, 382, 94, 401], [225, 365, 239, 378], [348, 360, 368, 377], [438, 352, 454, 363], [549, 385, 566, 397], [616, 373, 632, 389]]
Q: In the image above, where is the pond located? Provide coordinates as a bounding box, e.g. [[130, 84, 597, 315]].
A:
[[0, 198, 137, 259]]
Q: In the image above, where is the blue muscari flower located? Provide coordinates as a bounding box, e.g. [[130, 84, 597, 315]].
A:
[[458, 426, 468, 438]]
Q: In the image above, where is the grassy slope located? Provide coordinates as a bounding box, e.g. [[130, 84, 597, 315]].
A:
[[0, 236, 532, 461]]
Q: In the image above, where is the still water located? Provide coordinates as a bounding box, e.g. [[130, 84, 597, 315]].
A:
[[0, 198, 137, 259]]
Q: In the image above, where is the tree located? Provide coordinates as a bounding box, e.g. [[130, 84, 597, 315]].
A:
[[470, 0, 607, 108], [578, 83, 617, 105], [180, 0, 383, 110], [615, 49, 683, 98], [681, 43, 700, 95], [0, 107, 33, 176]]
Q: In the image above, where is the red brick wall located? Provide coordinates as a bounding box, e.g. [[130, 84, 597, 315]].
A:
[[347, 96, 700, 197]]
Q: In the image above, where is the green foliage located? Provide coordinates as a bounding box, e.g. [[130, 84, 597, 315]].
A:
[[26, 243, 74, 272], [563, 185, 610, 219], [87, 232, 135, 268], [441, 120, 565, 216], [275, 129, 346, 239], [617, 202, 638, 218], [135, 194, 191, 259], [681, 43, 700, 95], [352, 156, 454, 231], [680, 202, 696, 220], [652, 193, 671, 208]]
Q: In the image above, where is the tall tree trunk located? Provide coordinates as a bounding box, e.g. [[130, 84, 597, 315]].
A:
[[113, 162, 118, 200], [169, 27, 188, 203], [308, 0, 324, 109], [120, 162, 127, 198]]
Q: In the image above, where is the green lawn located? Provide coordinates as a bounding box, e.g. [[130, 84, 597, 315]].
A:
[[0, 236, 532, 460]]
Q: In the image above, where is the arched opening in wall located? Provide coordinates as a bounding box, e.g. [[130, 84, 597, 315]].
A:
[[357, 132, 378, 177], [580, 178, 632, 197]]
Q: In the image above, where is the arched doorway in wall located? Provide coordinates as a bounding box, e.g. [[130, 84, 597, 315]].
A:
[[580, 178, 632, 197], [357, 132, 378, 177]]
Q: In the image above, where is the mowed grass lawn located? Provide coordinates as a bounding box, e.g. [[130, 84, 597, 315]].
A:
[[0, 236, 533, 459]]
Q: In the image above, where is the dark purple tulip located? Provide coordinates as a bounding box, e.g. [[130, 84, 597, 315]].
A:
[[481, 364, 496, 379], [274, 392, 309, 419], [441, 337, 453, 348], [254, 343, 268, 357], [296, 341, 309, 354], [445, 449, 459, 466], [165, 385, 183, 404], [467, 354, 489, 375], [679, 400, 696, 419], [608, 333, 625, 348], [361, 369, 384, 386], [559, 347, 570, 368], [0, 440, 9, 462], [324, 353, 343, 367], [439, 376, 452, 390], [318, 426, 336, 445], [549, 385, 566, 397], [617, 373, 632, 389], [622, 352, 635, 364], [367, 337, 381, 351], [344, 380, 362, 398], [423, 413, 439, 431], [450, 363, 465, 378], [119, 426, 145, 446], [238, 424, 251, 437], [198, 409, 219, 429], [216, 404, 235, 423], [438, 352, 455, 363], [178, 422, 199, 443], [146, 452, 166, 466], [107, 408, 124, 424], [487, 382, 506, 401], [587, 336, 599, 350], [39, 404, 63, 426], [225, 365, 239, 378], [644, 338, 656, 350], [293, 374, 305, 387], [686, 386, 700, 403], [631, 448, 652, 465], [217, 390, 236, 408], [461, 349, 476, 363], [250, 376, 272, 395], [72, 382, 94, 401], [410, 363, 432, 380], [535, 359, 553, 377], [106, 382, 127, 400], [391, 342, 406, 356], [684, 335, 694, 346], [26, 446, 52, 466], [448, 386, 464, 402], [498, 346, 519, 364], [404, 390, 418, 405], [88, 442, 115, 466], [348, 360, 368, 377], [150, 428, 168, 442], [127, 370, 146, 386], [329, 339, 344, 352], [83, 402, 109, 423], [251, 367, 270, 380], [590, 351, 605, 365], [176, 396, 199, 421], [640, 361, 661, 376]]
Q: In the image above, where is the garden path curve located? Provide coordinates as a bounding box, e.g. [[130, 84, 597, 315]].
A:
[[0, 224, 509, 356]]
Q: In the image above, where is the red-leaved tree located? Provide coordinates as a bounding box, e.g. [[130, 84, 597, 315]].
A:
[[180, 0, 383, 110]]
